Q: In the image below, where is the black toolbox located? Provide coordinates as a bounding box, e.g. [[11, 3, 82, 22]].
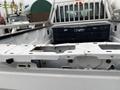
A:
[[52, 23, 110, 44]]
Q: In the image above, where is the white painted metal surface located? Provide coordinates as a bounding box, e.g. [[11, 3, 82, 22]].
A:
[[0, 21, 49, 36], [0, 68, 119, 90], [0, 42, 120, 62], [0, 21, 48, 29], [0, 0, 120, 90]]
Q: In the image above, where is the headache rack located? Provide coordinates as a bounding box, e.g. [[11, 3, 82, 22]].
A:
[[50, 0, 111, 24]]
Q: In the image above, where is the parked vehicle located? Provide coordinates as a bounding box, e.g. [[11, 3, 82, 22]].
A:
[[7, 14, 30, 33]]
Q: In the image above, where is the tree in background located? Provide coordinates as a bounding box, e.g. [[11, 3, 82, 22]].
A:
[[4, 0, 8, 18], [10, 0, 18, 14]]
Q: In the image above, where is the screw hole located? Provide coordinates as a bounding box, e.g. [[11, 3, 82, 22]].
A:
[[106, 59, 111, 64], [68, 59, 73, 63], [114, 25, 117, 31]]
